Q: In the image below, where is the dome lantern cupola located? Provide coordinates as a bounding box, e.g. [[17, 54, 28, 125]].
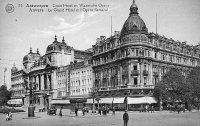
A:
[[54, 35, 58, 42], [11, 63, 18, 73], [62, 36, 65, 43], [29, 47, 32, 54], [37, 48, 39, 54], [120, 0, 148, 39], [130, 0, 138, 15]]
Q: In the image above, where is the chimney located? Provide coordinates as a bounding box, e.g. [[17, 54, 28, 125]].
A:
[[100, 36, 106, 41]]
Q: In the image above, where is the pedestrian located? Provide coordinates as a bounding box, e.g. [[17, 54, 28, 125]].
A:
[[98, 107, 102, 115], [151, 106, 154, 113], [113, 106, 115, 115], [82, 107, 85, 116], [188, 104, 192, 112], [75, 106, 78, 116], [107, 106, 109, 114], [59, 106, 63, 116], [123, 110, 129, 126], [105, 106, 107, 116], [145, 105, 148, 112]]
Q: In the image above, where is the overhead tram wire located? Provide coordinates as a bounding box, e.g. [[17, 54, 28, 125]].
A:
[[0, 62, 23, 67], [0, 58, 23, 63]]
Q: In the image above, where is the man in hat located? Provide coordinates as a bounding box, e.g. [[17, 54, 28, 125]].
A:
[[123, 110, 129, 126]]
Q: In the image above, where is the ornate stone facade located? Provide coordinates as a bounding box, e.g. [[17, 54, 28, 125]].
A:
[[92, 1, 200, 99], [21, 36, 92, 107]]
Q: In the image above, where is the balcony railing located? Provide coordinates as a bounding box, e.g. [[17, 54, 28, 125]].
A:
[[128, 85, 155, 89], [143, 70, 148, 76], [131, 70, 139, 76], [92, 85, 155, 92]]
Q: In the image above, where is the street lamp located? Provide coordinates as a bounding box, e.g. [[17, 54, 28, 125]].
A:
[[24, 81, 36, 117], [91, 89, 96, 113]]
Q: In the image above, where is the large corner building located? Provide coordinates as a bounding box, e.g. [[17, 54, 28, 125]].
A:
[[91, 0, 200, 106]]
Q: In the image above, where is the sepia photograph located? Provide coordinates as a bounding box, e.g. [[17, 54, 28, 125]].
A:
[[0, 0, 200, 126]]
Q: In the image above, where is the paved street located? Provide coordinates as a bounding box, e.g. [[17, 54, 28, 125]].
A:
[[1, 109, 200, 126]]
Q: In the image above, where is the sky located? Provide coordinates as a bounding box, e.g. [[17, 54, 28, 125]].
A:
[[0, 0, 200, 89]]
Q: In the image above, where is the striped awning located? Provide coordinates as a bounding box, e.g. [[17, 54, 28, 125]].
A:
[[127, 97, 157, 104], [145, 97, 157, 104], [99, 98, 113, 104], [7, 99, 22, 104], [113, 97, 125, 103]]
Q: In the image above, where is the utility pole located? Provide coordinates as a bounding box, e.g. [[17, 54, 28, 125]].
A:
[[111, 16, 113, 36], [156, 13, 157, 34]]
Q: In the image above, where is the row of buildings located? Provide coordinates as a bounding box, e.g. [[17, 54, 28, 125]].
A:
[[9, 0, 200, 109]]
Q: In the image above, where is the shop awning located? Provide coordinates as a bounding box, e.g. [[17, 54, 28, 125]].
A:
[[86, 98, 96, 104], [145, 97, 157, 104], [51, 99, 70, 104], [127, 97, 157, 104], [127, 97, 148, 104], [7, 99, 22, 105], [99, 98, 113, 104], [113, 97, 125, 103]]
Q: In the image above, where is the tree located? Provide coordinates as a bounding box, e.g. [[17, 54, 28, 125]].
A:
[[187, 67, 200, 102], [0, 85, 11, 106], [154, 68, 190, 104]]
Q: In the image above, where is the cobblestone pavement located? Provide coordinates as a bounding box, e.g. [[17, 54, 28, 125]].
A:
[[1, 109, 200, 126]]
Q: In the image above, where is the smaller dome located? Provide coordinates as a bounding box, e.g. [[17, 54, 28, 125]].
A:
[[46, 35, 72, 54], [130, 1, 138, 9], [23, 55, 29, 62], [23, 48, 41, 63], [11, 64, 18, 73]]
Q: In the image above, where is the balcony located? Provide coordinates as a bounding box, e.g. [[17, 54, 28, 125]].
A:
[[99, 87, 108, 91], [143, 70, 148, 76], [127, 85, 155, 89], [131, 70, 139, 76]]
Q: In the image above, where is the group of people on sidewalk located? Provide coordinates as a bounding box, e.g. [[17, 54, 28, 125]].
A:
[[98, 105, 110, 115], [5, 111, 12, 121]]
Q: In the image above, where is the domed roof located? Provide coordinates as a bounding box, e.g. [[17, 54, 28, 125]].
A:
[[11, 64, 18, 73], [46, 36, 72, 54], [121, 0, 148, 37], [23, 48, 40, 63]]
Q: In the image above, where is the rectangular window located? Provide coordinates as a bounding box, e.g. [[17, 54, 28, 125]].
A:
[[133, 65, 137, 70], [155, 52, 157, 59], [144, 77, 147, 85], [136, 49, 138, 56], [162, 54, 165, 60], [134, 78, 137, 85], [170, 46, 172, 51], [163, 44, 165, 49]]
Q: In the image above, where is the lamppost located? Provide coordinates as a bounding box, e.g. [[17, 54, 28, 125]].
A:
[[91, 89, 96, 113], [26, 81, 36, 117], [91, 88, 100, 113]]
